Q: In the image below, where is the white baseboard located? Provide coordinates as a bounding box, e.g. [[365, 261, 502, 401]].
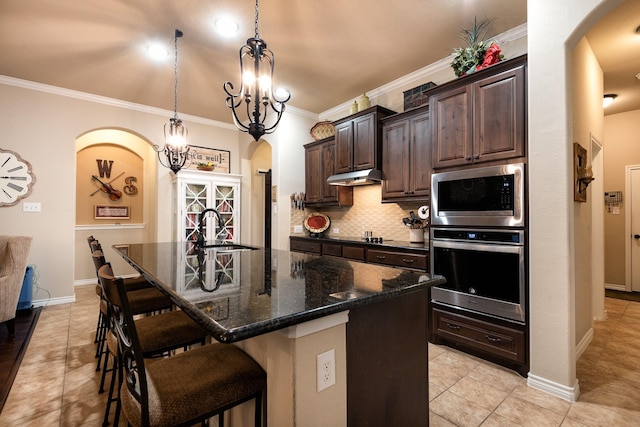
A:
[[33, 294, 76, 307], [575, 328, 593, 361], [605, 283, 626, 291], [527, 373, 580, 402]]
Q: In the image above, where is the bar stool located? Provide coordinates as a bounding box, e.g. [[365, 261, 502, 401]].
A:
[[91, 244, 173, 371], [98, 264, 267, 427], [98, 262, 210, 426]]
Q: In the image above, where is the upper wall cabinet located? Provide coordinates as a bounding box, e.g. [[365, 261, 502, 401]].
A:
[[381, 105, 431, 202], [431, 55, 527, 169], [332, 106, 396, 174], [304, 137, 353, 207]]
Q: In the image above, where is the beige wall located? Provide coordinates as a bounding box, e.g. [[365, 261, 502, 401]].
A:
[[0, 81, 243, 302], [603, 109, 640, 286], [571, 37, 604, 348]]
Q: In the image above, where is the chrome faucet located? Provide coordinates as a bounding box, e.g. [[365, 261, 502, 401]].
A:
[[196, 208, 226, 247]]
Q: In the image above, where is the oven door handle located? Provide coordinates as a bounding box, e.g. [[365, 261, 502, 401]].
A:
[[432, 240, 523, 253]]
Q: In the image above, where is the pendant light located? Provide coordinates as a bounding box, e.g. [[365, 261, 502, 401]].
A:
[[156, 29, 190, 173], [223, 0, 291, 141]]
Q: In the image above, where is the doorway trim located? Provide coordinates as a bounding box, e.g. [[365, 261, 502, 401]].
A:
[[590, 135, 605, 320], [624, 164, 640, 292]]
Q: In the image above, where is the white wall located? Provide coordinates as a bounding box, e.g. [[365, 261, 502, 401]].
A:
[[526, 0, 624, 401]]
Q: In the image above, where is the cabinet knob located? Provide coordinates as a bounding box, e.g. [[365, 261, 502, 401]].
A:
[[465, 156, 472, 161], [485, 335, 502, 343], [473, 154, 480, 160], [634, 234, 640, 239]]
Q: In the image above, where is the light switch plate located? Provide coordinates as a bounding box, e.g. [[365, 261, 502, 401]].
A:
[[23, 202, 41, 212]]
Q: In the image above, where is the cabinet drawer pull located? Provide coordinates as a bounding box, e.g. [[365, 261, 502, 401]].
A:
[[376, 255, 386, 260], [485, 335, 502, 343], [446, 323, 460, 331], [401, 258, 415, 264]]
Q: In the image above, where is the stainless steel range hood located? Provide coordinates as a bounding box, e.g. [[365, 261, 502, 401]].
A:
[[327, 168, 382, 186]]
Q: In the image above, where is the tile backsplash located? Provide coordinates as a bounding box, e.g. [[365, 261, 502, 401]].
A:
[[290, 185, 429, 242]]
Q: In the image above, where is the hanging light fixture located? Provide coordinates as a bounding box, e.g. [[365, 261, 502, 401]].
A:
[[602, 93, 617, 108], [223, 0, 291, 141], [155, 29, 190, 173]]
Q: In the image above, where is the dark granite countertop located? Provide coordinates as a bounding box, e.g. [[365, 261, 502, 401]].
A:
[[115, 242, 444, 343], [290, 234, 430, 251]]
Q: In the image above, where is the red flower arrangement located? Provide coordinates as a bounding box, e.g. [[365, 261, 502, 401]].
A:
[[476, 43, 503, 72]]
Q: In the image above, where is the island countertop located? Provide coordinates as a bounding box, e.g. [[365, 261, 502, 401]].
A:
[[114, 241, 445, 343]]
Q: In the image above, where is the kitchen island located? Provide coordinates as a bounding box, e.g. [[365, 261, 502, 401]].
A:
[[114, 241, 445, 426]]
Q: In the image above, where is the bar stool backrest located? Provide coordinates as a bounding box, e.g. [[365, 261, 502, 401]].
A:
[[98, 263, 149, 425]]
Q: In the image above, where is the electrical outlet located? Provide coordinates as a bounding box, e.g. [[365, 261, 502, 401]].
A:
[[294, 225, 303, 233], [317, 349, 335, 392], [332, 228, 339, 234]]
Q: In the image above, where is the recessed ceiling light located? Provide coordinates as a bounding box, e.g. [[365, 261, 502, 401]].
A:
[[146, 42, 170, 60], [215, 17, 239, 37]]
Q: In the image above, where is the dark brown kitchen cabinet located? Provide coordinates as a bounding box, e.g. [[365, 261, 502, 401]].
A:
[[290, 238, 321, 254], [304, 137, 353, 207], [290, 236, 428, 271], [381, 105, 431, 202], [431, 55, 526, 169], [333, 105, 396, 174], [430, 304, 528, 376], [366, 248, 428, 270]]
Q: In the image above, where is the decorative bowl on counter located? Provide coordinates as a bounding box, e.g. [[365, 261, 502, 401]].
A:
[[304, 213, 330, 235]]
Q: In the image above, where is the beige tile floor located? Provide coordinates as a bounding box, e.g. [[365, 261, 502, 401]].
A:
[[1, 285, 639, 426]]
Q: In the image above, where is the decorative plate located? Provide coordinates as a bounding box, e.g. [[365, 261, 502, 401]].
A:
[[304, 213, 331, 234], [310, 121, 335, 141]]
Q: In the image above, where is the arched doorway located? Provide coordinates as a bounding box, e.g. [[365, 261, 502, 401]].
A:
[[74, 128, 158, 283]]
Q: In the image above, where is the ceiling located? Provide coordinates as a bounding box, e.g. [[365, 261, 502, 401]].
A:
[[585, 0, 640, 116], [0, 1, 637, 124]]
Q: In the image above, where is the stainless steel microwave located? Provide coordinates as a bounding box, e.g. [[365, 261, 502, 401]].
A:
[[431, 163, 525, 228]]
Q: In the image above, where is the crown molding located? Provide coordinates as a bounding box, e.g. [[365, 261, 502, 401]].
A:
[[0, 74, 319, 126], [320, 23, 527, 120]]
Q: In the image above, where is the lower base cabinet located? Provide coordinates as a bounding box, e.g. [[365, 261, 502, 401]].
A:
[[430, 302, 529, 377], [290, 236, 428, 271], [347, 288, 428, 426]]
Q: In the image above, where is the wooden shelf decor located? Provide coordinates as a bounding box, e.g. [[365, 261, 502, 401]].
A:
[[574, 142, 594, 202]]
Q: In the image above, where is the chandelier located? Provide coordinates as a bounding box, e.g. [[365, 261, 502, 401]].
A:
[[155, 29, 190, 173], [224, 0, 291, 141]]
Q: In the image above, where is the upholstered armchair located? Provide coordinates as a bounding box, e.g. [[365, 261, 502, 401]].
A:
[[0, 236, 32, 338]]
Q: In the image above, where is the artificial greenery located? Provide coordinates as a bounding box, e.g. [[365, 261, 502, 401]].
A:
[[451, 18, 500, 77]]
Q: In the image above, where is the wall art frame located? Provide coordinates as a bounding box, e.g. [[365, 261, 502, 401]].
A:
[[187, 146, 230, 173]]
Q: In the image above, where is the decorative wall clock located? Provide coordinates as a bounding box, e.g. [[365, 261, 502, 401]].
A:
[[0, 148, 36, 207]]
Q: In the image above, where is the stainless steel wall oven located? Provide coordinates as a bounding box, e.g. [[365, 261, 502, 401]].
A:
[[430, 228, 526, 323]]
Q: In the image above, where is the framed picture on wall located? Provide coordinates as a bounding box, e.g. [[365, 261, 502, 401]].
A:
[[187, 146, 230, 173], [574, 142, 589, 203]]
